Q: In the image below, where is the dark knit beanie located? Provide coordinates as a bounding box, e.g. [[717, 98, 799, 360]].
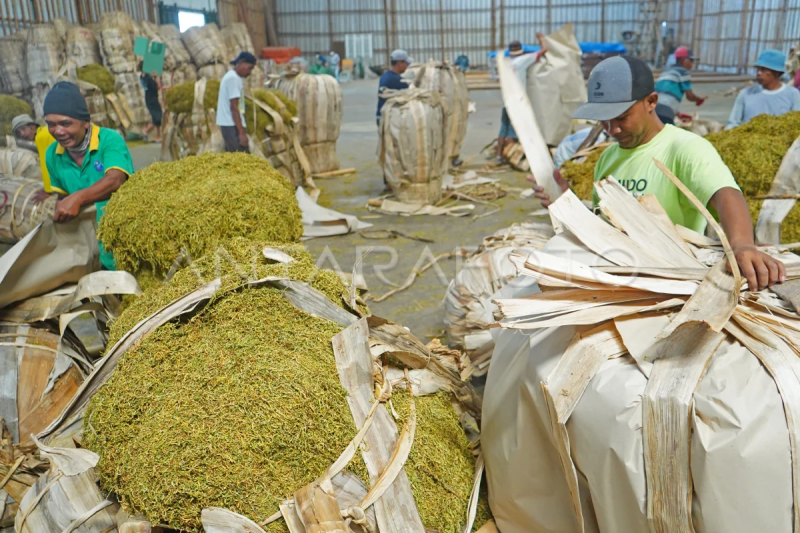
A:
[[43, 81, 91, 121]]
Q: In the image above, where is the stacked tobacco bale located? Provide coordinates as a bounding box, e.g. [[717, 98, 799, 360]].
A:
[[159, 23, 196, 89], [71, 236, 488, 533], [182, 22, 228, 81], [443, 223, 553, 377], [0, 33, 29, 96], [221, 22, 264, 89], [483, 177, 800, 533], [65, 24, 101, 67], [379, 88, 447, 204], [25, 23, 65, 117], [406, 61, 469, 164], [274, 71, 343, 173]]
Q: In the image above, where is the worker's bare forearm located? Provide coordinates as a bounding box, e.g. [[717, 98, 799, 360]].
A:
[[71, 170, 127, 207], [711, 187, 754, 249], [685, 90, 703, 102]]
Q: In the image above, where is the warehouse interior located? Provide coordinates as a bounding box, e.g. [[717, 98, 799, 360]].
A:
[[2, 0, 800, 532]]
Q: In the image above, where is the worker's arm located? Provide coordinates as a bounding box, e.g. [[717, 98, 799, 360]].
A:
[[685, 89, 706, 105], [710, 186, 785, 290], [726, 90, 747, 129], [230, 97, 249, 148], [536, 31, 549, 58], [54, 169, 128, 222]]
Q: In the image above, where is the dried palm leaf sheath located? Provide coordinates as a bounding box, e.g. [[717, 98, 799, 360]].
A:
[[490, 176, 800, 532], [542, 322, 626, 532], [496, 52, 559, 201]]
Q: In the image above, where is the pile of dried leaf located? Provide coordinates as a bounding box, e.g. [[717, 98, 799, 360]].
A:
[[89, 239, 487, 533], [99, 152, 303, 276]]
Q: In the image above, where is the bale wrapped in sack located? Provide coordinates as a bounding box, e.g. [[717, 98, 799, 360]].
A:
[[159, 23, 192, 70], [526, 24, 587, 146], [443, 223, 553, 376], [221, 22, 254, 57], [80, 239, 488, 533], [0, 95, 32, 137], [99, 152, 303, 276], [114, 71, 150, 126], [483, 178, 800, 533], [181, 23, 227, 67], [15, 439, 118, 533], [0, 33, 29, 94], [26, 24, 64, 87], [379, 88, 447, 204], [66, 25, 102, 68], [275, 71, 343, 173], [247, 63, 265, 90], [161, 79, 219, 159], [0, 177, 57, 244], [406, 61, 469, 163], [0, 141, 41, 179], [197, 63, 228, 81], [98, 12, 136, 74]]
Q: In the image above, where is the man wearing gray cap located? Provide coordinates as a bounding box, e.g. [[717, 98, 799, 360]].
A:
[[531, 55, 784, 291], [377, 50, 412, 125], [12, 113, 62, 194]]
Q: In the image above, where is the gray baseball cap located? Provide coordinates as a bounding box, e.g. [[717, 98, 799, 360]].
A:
[[573, 56, 656, 121], [390, 49, 413, 64], [11, 114, 36, 133]]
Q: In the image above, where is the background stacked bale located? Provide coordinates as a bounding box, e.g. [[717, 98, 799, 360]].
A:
[[379, 89, 447, 204], [0, 33, 29, 96], [76, 64, 116, 128], [66, 25, 102, 67], [26, 23, 64, 118], [182, 23, 228, 81], [159, 23, 194, 90], [162, 79, 219, 160], [222, 22, 264, 89], [245, 88, 305, 184], [274, 72, 342, 173], [406, 61, 469, 164]]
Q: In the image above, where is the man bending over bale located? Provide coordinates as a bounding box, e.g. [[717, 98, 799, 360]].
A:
[[531, 56, 785, 291], [44, 81, 134, 270], [217, 51, 257, 153]]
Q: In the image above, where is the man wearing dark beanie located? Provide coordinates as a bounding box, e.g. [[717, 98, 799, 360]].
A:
[[43, 81, 134, 270]]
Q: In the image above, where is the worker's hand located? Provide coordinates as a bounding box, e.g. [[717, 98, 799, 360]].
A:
[[526, 169, 569, 209], [239, 131, 249, 149], [728, 244, 786, 291], [696, 96, 706, 106], [53, 194, 82, 223]]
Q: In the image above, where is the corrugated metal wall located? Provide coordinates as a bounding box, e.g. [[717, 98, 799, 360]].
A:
[[0, 0, 158, 36], [274, 0, 800, 72]]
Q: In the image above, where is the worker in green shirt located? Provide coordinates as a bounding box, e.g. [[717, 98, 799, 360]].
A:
[[43, 81, 134, 270], [530, 56, 785, 291]]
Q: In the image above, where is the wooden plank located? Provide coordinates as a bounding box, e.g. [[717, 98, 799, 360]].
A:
[[643, 323, 726, 533], [658, 259, 737, 338], [496, 52, 559, 200], [331, 318, 425, 533], [542, 322, 627, 531], [595, 184, 701, 268], [548, 189, 673, 269]]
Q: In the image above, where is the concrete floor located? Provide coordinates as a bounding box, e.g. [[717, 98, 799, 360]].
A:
[[119, 76, 744, 342]]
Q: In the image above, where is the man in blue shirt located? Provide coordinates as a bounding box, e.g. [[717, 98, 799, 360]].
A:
[[655, 46, 706, 124], [377, 50, 411, 125], [727, 49, 800, 129]]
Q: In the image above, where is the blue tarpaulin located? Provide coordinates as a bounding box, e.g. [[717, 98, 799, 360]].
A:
[[488, 42, 627, 58]]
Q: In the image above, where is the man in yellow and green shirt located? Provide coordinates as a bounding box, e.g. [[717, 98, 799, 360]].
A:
[[531, 56, 785, 291], [43, 81, 134, 270]]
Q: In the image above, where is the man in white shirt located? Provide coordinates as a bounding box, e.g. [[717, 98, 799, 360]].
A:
[[216, 51, 257, 152], [497, 34, 548, 162], [329, 50, 341, 80]]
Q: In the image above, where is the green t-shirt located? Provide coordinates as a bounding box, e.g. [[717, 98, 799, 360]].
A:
[[46, 125, 135, 270], [592, 124, 740, 233]]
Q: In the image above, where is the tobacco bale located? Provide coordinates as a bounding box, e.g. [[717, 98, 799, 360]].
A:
[[0, 33, 29, 94], [164, 80, 220, 114], [0, 96, 32, 137], [393, 390, 492, 533], [85, 257, 366, 531], [559, 145, 608, 201], [99, 153, 302, 276], [66, 24, 101, 67], [77, 63, 116, 95]]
